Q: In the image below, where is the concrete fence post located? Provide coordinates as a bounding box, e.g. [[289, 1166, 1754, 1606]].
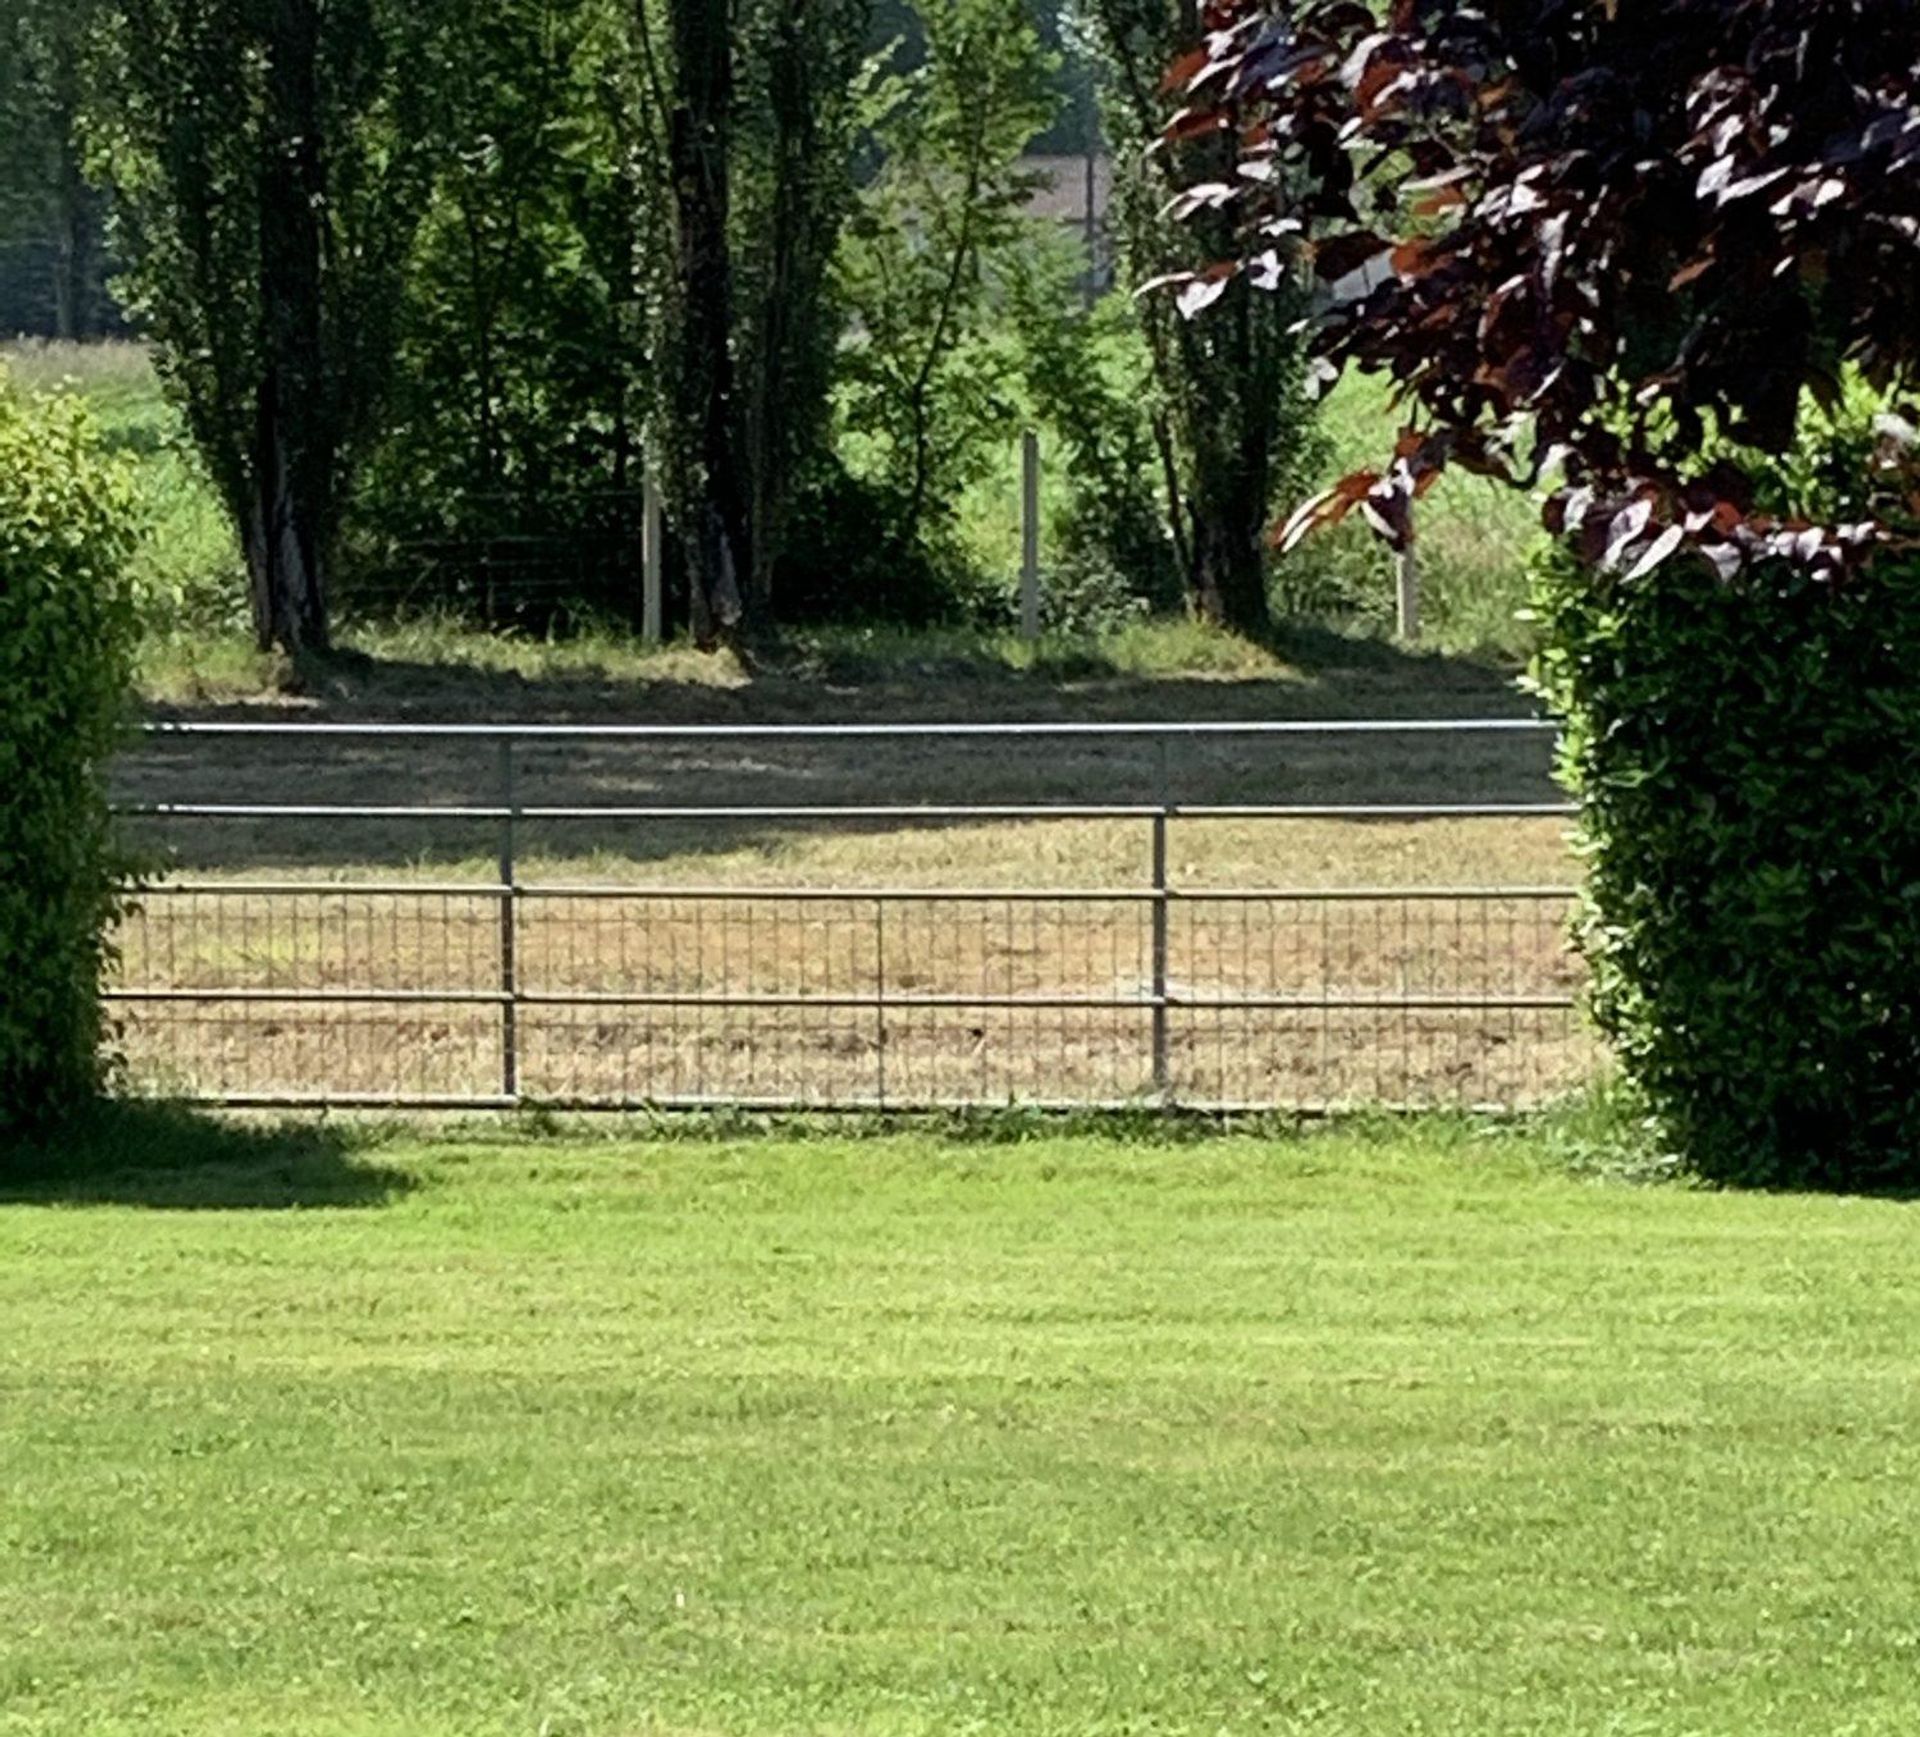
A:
[[642, 472, 664, 644], [1020, 431, 1041, 643]]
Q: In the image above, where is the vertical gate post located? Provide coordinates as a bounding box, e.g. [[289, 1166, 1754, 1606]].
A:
[[497, 737, 520, 1103], [873, 896, 888, 1108], [1395, 541, 1421, 644], [1151, 736, 1171, 1103]]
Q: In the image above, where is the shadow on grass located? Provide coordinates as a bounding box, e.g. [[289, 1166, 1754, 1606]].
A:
[[0, 1099, 417, 1210], [119, 623, 1554, 877], [148, 615, 1527, 727]]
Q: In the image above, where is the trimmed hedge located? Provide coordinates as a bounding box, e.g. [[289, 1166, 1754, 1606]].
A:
[[1532, 540, 1920, 1189], [0, 370, 139, 1133]]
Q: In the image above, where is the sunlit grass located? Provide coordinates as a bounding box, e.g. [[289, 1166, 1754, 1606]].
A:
[[127, 615, 1308, 705], [2, 1117, 1917, 1735]]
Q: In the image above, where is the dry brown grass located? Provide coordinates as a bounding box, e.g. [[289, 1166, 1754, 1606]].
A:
[[111, 821, 1594, 1110], [111, 643, 1600, 1109]]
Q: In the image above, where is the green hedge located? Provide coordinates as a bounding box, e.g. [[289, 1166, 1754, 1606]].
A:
[[0, 370, 140, 1133], [1532, 540, 1920, 1189]]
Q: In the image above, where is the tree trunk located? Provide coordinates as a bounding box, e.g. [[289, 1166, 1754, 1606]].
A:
[[247, 374, 331, 652], [742, 0, 816, 617], [1182, 285, 1273, 634], [664, 0, 745, 643], [250, 0, 333, 654], [48, 41, 97, 341], [49, 243, 77, 347], [1186, 501, 1270, 631]]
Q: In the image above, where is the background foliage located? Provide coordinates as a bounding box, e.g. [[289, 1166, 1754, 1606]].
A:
[[346, 0, 657, 625], [1, 0, 1413, 650], [1533, 387, 1920, 1189], [0, 368, 138, 1130], [0, 0, 114, 340], [89, 0, 450, 651], [1080, 0, 1316, 634], [830, 0, 1059, 618]]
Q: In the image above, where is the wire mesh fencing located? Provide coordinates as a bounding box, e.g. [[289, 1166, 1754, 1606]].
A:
[[108, 721, 1601, 1111]]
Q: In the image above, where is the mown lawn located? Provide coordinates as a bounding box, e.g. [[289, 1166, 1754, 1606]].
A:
[[1, 1118, 1916, 1736]]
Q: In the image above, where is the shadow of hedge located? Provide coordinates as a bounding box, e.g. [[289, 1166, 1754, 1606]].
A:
[[0, 1099, 417, 1210]]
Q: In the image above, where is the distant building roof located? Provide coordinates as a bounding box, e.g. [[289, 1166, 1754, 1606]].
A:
[[1020, 154, 1113, 225]]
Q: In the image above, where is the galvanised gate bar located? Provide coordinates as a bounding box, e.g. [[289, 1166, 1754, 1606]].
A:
[[107, 720, 1597, 1111]]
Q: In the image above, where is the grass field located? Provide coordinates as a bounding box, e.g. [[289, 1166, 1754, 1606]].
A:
[[3, 1114, 1918, 1736], [107, 695, 1580, 1107], [97, 517, 1574, 1111]]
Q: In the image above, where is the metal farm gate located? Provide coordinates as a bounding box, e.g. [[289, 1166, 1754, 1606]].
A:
[[108, 720, 1597, 1111]]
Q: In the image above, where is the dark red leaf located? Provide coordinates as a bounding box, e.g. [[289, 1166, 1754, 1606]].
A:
[[1312, 232, 1392, 282], [1360, 476, 1414, 549], [1669, 253, 1714, 290], [1164, 106, 1228, 144], [1161, 0, 1917, 581], [1411, 183, 1470, 217], [1275, 469, 1381, 552], [1160, 45, 1211, 95], [1390, 237, 1441, 279], [1623, 522, 1686, 581]]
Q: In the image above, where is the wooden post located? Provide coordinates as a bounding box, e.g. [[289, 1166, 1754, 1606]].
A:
[[1021, 431, 1041, 642], [1395, 541, 1421, 645], [642, 471, 664, 644], [1083, 147, 1099, 308]]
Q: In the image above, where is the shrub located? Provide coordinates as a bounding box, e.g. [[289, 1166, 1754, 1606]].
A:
[[1168, 1, 1920, 1186], [0, 370, 140, 1133], [1531, 529, 1920, 1190], [1006, 260, 1182, 619], [772, 462, 966, 627]]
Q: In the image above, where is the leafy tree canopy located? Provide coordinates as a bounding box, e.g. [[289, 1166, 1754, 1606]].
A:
[[1163, 0, 1920, 579]]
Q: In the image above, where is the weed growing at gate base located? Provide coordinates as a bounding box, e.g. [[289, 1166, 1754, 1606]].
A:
[[2, 1119, 1919, 1735]]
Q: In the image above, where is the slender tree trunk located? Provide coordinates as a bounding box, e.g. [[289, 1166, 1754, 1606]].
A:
[[1186, 490, 1269, 629], [744, 15, 797, 616], [247, 370, 330, 651], [1173, 106, 1272, 634], [48, 45, 96, 342], [49, 241, 77, 346], [249, 0, 333, 654], [1182, 286, 1272, 633], [742, 0, 821, 617], [62, 195, 99, 343], [457, 193, 504, 493], [664, 0, 745, 643]]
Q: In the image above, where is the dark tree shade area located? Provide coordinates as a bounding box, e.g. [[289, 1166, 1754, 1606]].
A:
[[0, 235, 122, 338], [0, 0, 119, 339]]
